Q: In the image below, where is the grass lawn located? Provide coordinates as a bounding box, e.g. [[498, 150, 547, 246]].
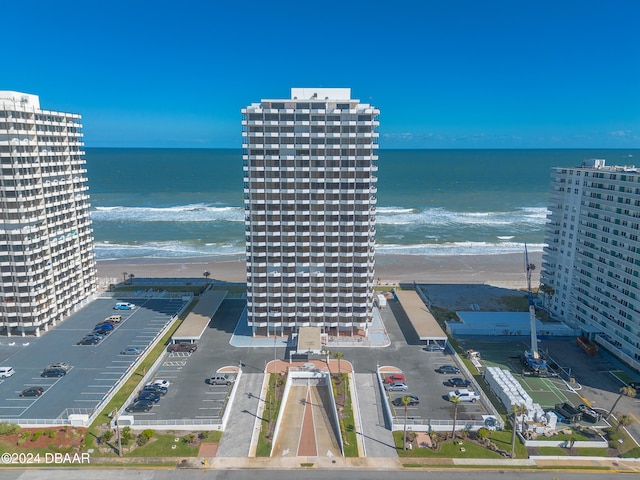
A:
[[125, 433, 200, 457], [393, 430, 527, 459], [255, 373, 284, 457]]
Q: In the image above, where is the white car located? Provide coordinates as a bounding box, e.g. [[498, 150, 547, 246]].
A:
[[150, 379, 170, 388], [448, 389, 480, 402]]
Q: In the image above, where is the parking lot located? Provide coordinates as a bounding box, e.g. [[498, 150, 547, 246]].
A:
[[379, 348, 489, 427], [121, 299, 249, 423], [0, 296, 187, 422]]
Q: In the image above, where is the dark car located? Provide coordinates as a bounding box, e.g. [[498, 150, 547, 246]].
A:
[[392, 395, 419, 406], [142, 384, 168, 396], [436, 365, 461, 374], [135, 392, 160, 403], [445, 377, 471, 388], [93, 323, 113, 334], [19, 387, 44, 397], [125, 401, 153, 413], [77, 338, 99, 345], [95, 320, 117, 328], [167, 343, 197, 353], [41, 368, 66, 378]]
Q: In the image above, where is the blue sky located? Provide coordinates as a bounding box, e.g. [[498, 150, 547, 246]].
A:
[[3, 0, 639, 148]]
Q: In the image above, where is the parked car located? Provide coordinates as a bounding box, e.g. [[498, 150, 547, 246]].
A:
[[121, 347, 143, 355], [125, 401, 153, 413], [150, 379, 170, 388], [142, 384, 168, 396], [46, 362, 70, 371], [392, 395, 419, 406], [448, 389, 479, 402], [385, 382, 409, 392], [114, 302, 135, 310], [135, 392, 160, 403], [20, 387, 44, 397], [0, 367, 15, 378], [93, 323, 114, 334], [104, 315, 122, 323], [436, 365, 461, 374], [208, 374, 235, 386], [425, 343, 445, 352], [77, 338, 99, 345], [167, 343, 197, 353], [95, 320, 117, 327], [445, 377, 471, 388], [384, 373, 406, 384], [41, 368, 66, 378]]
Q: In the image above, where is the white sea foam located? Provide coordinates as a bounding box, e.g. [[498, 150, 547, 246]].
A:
[[94, 241, 245, 260], [376, 241, 545, 256], [376, 206, 549, 227], [91, 204, 244, 222]]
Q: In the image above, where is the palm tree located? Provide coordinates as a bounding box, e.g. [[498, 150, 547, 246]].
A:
[[616, 413, 633, 432], [606, 386, 636, 420], [450, 395, 461, 440], [401, 395, 412, 450], [322, 348, 331, 367], [333, 352, 344, 374], [511, 403, 527, 458], [121, 272, 127, 284], [128, 273, 135, 285], [203, 271, 211, 284]]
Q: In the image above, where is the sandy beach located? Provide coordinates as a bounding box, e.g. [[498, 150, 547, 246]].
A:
[[96, 251, 542, 289]]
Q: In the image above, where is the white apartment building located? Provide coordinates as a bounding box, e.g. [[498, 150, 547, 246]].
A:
[[0, 91, 96, 336], [541, 158, 640, 371], [242, 88, 379, 337]]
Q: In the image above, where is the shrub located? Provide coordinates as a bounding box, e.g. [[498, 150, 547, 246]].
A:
[[101, 430, 113, 443], [477, 427, 490, 441], [0, 423, 20, 436], [140, 429, 154, 440], [16, 438, 26, 446], [31, 431, 45, 442], [121, 426, 133, 446], [136, 435, 149, 446], [48, 430, 57, 439], [183, 433, 196, 444]]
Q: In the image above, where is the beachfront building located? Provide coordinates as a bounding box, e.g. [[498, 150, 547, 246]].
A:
[[242, 88, 379, 337], [0, 91, 96, 336], [541, 159, 640, 371]]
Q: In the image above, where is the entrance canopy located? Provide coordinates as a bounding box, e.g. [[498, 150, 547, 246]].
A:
[[296, 326, 322, 355]]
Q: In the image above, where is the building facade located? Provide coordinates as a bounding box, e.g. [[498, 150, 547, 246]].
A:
[[0, 91, 96, 336], [541, 159, 640, 371], [242, 88, 378, 337]]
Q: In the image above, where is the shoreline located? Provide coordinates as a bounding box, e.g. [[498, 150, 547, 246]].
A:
[[96, 251, 542, 288]]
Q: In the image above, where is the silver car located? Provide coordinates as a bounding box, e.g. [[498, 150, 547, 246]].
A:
[[385, 382, 409, 392]]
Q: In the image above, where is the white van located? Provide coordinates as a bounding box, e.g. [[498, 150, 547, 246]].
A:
[[0, 367, 15, 378], [208, 374, 234, 386]]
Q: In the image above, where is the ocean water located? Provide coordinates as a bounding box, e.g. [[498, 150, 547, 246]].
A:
[[86, 148, 639, 260]]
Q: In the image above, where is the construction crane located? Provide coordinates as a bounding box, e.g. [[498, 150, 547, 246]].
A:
[[522, 244, 547, 374]]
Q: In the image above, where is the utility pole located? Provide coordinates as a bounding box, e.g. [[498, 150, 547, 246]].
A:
[[113, 408, 122, 456]]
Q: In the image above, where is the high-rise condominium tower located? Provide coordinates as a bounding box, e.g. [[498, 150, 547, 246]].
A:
[[541, 159, 640, 370], [0, 91, 96, 336], [242, 88, 379, 337]]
